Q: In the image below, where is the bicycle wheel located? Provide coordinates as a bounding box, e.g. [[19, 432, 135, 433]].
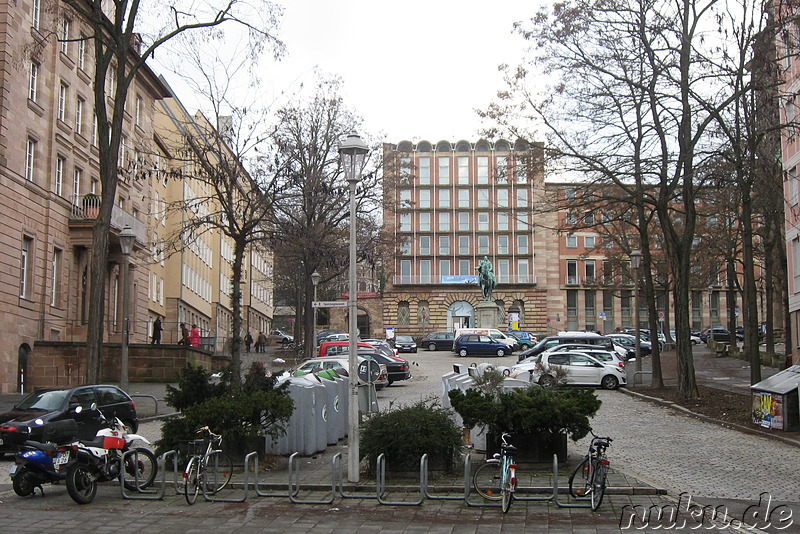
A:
[[501, 472, 513, 513], [184, 456, 200, 505], [568, 457, 591, 498], [203, 451, 233, 494], [472, 460, 502, 500], [123, 447, 157, 490], [590, 463, 607, 511]]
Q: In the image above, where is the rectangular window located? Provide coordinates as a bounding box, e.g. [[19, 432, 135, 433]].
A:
[[439, 260, 451, 277], [420, 260, 431, 283], [135, 95, 142, 126], [566, 235, 578, 248], [398, 156, 411, 184], [438, 188, 450, 208], [457, 156, 469, 184], [419, 212, 431, 231], [517, 212, 528, 231], [400, 236, 411, 255], [478, 212, 489, 231], [438, 157, 450, 184], [458, 212, 470, 231], [603, 290, 614, 317], [459, 259, 471, 275], [78, 35, 86, 70], [518, 259, 529, 283], [400, 189, 411, 208], [496, 259, 509, 283], [516, 188, 528, 207], [400, 213, 411, 231], [478, 235, 489, 254], [25, 138, 36, 181], [517, 235, 528, 254], [497, 189, 508, 207], [498, 235, 509, 254], [515, 158, 527, 183], [439, 235, 450, 255], [459, 236, 470, 254], [496, 156, 508, 183], [32, 0, 40, 29], [477, 188, 489, 207], [400, 260, 412, 284], [72, 167, 82, 205], [419, 157, 430, 184], [585, 290, 596, 319], [458, 189, 470, 208], [29, 62, 39, 101], [55, 156, 65, 196], [419, 235, 431, 255], [60, 18, 70, 55], [794, 238, 800, 289], [58, 83, 67, 121], [76, 97, 84, 135], [791, 167, 799, 206], [498, 212, 508, 231], [567, 289, 578, 317], [584, 235, 596, 248], [51, 247, 62, 306], [477, 156, 489, 184], [585, 259, 596, 282], [92, 112, 98, 146], [419, 189, 431, 208], [20, 236, 32, 298], [603, 260, 613, 284], [567, 260, 578, 285], [438, 212, 450, 231]]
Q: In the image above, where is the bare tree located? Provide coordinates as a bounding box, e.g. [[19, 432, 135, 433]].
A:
[[57, 0, 283, 383]]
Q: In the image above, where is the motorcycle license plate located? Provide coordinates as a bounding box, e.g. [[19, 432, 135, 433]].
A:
[[9, 464, 17, 477], [53, 453, 69, 465]]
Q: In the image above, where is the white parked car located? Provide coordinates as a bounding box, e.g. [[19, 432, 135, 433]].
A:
[[293, 356, 389, 390], [511, 351, 627, 390]]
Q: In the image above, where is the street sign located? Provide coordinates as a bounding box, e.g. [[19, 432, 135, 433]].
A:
[[357, 359, 381, 383], [312, 301, 348, 308]]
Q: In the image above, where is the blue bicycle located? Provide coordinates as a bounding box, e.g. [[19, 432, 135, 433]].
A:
[[472, 432, 518, 512]]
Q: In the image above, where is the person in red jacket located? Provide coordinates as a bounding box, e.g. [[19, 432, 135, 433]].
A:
[[189, 324, 200, 347]]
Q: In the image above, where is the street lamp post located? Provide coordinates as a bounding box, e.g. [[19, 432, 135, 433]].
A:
[[339, 133, 369, 483], [311, 270, 321, 347], [118, 225, 136, 391], [630, 250, 643, 382]]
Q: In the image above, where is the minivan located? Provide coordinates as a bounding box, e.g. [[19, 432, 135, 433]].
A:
[[516, 331, 614, 362], [454, 328, 517, 352]]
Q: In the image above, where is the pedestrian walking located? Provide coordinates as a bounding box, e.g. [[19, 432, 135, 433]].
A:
[[244, 331, 253, 352], [189, 324, 200, 348], [151, 316, 163, 344], [178, 323, 189, 345], [257, 331, 267, 353]]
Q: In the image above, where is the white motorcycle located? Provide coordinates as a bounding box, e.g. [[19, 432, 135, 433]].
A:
[[65, 406, 157, 504]]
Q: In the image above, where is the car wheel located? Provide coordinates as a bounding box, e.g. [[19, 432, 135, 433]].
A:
[[496, 348, 506, 357], [387, 380, 394, 386], [601, 375, 619, 390], [539, 375, 555, 387], [428, 343, 437, 351], [121, 419, 138, 434], [459, 348, 468, 357]]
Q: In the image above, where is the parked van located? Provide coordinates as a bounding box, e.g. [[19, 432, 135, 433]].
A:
[[454, 328, 517, 352], [516, 331, 614, 362]]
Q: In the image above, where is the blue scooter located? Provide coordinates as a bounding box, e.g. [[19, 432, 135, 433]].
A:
[[10, 419, 78, 497]]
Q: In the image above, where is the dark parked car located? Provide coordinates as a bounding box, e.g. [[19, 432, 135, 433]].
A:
[[316, 329, 346, 345], [606, 334, 652, 358], [367, 352, 411, 384], [420, 331, 455, 351], [0, 385, 138, 456], [453, 334, 510, 357], [393, 335, 418, 353], [506, 330, 537, 348], [700, 326, 743, 343]]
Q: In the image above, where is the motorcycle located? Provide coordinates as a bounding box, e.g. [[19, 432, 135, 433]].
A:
[[65, 406, 157, 504], [10, 419, 79, 497]]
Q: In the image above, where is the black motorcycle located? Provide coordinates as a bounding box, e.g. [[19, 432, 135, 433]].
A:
[[10, 419, 78, 497]]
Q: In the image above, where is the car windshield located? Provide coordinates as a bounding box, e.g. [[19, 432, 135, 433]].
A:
[[396, 336, 414, 343], [16, 389, 71, 411]]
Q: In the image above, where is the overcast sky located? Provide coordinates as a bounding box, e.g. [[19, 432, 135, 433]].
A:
[[262, 1, 539, 143]]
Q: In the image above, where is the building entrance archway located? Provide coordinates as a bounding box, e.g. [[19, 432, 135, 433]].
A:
[[448, 301, 474, 331]]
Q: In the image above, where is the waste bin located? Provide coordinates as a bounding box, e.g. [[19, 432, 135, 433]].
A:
[[751, 366, 800, 431]]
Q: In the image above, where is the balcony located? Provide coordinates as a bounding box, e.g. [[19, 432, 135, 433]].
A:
[[69, 201, 146, 249]]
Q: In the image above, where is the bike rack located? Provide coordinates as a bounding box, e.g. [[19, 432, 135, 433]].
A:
[[552, 455, 591, 508], [332, 453, 378, 500], [463, 454, 501, 508], [119, 449, 165, 500], [288, 452, 336, 504], [422, 453, 469, 501], [202, 451, 253, 503], [246, 453, 294, 498], [375, 453, 424, 506]]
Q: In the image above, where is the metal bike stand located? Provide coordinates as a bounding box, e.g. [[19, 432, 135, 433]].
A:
[[333, 453, 377, 500], [288, 451, 336, 504], [375, 453, 424, 506], [119, 448, 164, 500], [464, 455, 500, 508], [166, 450, 192, 496], [247, 453, 293, 498], [422, 453, 466, 501], [202, 451, 253, 503], [553, 454, 591, 508]]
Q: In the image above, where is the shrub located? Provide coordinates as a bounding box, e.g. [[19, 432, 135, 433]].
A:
[[449, 385, 601, 441], [360, 398, 462, 474], [164, 362, 224, 411]]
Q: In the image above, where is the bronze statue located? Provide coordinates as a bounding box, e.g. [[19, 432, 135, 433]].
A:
[[475, 256, 496, 301]]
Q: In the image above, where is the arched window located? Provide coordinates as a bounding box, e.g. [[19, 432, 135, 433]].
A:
[[418, 300, 430, 325], [514, 300, 525, 324], [495, 299, 506, 325], [397, 301, 410, 325]]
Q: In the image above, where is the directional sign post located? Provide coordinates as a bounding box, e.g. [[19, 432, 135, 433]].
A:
[[312, 301, 348, 308]]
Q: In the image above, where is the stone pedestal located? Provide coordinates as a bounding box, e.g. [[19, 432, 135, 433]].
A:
[[475, 301, 499, 328]]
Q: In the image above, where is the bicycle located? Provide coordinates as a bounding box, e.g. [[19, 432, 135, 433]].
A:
[[568, 431, 613, 511], [471, 432, 518, 513], [182, 426, 234, 505]]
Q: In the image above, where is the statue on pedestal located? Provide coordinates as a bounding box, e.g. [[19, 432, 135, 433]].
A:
[[475, 256, 497, 301]]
